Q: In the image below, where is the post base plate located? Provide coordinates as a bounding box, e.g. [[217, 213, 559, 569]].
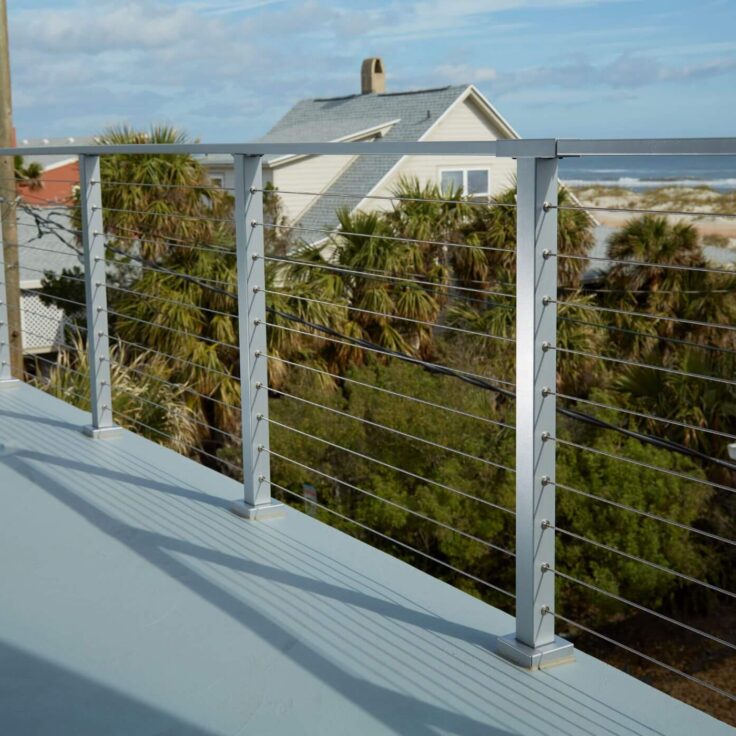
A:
[[496, 633, 574, 670], [83, 424, 124, 440], [229, 499, 286, 521]]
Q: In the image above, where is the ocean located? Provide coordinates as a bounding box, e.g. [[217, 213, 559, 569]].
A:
[[558, 155, 736, 191]]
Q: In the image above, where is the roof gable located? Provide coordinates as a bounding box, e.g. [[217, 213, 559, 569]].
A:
[[250, 84, 519, 244], [260, 85, 469, 147], [269, 86, 470, 240]]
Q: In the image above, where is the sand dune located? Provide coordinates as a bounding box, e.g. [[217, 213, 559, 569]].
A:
[[570, 185, 736, 244]]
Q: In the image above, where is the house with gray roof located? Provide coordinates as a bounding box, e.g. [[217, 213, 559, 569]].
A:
[[16, 136, 95, 206], [17, 207, 82, 354], [201, 58, 520, 243], [12, 138, 91, 353]]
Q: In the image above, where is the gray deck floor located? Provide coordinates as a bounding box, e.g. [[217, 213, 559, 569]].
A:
[[0, 382, 731, 735]]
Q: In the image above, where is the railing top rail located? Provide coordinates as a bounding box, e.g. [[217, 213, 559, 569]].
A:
[[1, 141, 505, 157], [3, 137, 736, 158], [557, 137, 736, 156]]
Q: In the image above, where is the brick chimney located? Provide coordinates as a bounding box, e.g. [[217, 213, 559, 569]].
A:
[[361, 58, 385, 94]]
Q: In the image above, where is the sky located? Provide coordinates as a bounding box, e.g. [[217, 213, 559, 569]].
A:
[[8, 0, 736, 142]]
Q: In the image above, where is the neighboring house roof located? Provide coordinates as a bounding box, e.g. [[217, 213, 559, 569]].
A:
[[16, 136, 95, 170], [200, 83, 521, 243], [253, 84, 517, 244], [16, 206, 82, 354], [17, 207, 82, 287], [285, 86, 469, 241]]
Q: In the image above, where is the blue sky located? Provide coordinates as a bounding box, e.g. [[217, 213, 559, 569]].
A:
[[9, 0, 736, 142]]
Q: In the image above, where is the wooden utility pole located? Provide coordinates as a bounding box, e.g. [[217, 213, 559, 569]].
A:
[[0, 0, 22, 377]]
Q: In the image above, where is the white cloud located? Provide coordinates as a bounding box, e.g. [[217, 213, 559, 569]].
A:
[[348, 0, 626, 42], [436, 65, 498, 84], [440, 54, 736, 94], [14, 3, 213, 53], [8, 0, 736, 141], [190, 0, 287, 15]]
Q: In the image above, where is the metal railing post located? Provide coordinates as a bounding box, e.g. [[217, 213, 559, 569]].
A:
[[230, 154, 284, 520], [79, 154, 120, 439], [497, 153, 573, 668]]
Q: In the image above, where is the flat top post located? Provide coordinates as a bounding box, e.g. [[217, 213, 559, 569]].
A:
[[232, 153, 281, 519], [514, 155, 559, 650], [79, 154, 116, 431]]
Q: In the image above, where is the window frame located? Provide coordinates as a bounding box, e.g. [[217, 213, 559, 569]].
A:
[[438, 167, 491, 197]]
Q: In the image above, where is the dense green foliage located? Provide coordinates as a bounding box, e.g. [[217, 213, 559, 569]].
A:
[[14, 155, 43, 189]]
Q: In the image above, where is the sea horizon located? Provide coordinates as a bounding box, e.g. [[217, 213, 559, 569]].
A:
[[559, 155, 736, 191]]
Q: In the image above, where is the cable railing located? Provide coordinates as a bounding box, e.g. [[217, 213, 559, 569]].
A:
[[251, 185, 517, 208], [556, 250, 736, 278], [1, 137, 735, 721], [262, 351, 515, 430], [265, 384, 516, 474], [259, 220, 518, 255], [260, 254, 517, 301]]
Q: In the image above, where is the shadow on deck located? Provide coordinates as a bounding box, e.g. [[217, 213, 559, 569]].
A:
[[0, 383, 730, 735]]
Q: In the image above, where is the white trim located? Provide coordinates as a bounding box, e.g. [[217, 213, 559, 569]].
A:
[[266, 119, 401, 168], [351, 85, 517, 214], [465, 85, 521, 140], [417, 85, 520, 145], [40, 157, 78, 173], [418, 86, 472, 142], [269, 85, 520, 243], [350, 155, 409, 216]]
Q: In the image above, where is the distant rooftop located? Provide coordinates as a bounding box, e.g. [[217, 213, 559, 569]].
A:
[[17, 207, 81, 286], [262, 83, 473, 242], [17, 136, 96, 170], [259, 84, 467, 148]]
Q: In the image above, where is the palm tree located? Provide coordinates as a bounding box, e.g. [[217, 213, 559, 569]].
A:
[[263, 184, 297, 257], [269, 179, 598, 391], [269, 207, 445, 373], [606, 215, 702, 297], [35, 127, 302, 468], [444, 183, 598, 387], [68, 125, 231, 259], [462, 184, 595, 293], [14, 155, 43, 190], [61, 126, 243, 465], [598, 216, 736, 357]]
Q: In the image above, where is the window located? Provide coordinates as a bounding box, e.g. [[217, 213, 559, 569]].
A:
[[440, 170, 463, 194], [467, 169, 489, 196], [209, 175, 224, 188], [439, 168, 490, 197]]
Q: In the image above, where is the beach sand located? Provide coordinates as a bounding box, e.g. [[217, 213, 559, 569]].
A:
[[570, 185, 736, 250]]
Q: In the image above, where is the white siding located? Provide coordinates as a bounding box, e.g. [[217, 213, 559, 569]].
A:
[[365, 96, 516, 208], [371, 155, 516, 201], [270, 154, 357, 223], [424, 94, 509, 141]]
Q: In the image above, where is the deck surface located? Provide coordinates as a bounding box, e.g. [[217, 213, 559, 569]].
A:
[[0, 382, 731, 735]]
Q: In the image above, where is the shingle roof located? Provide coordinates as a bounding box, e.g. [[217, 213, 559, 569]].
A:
[[262, 86, 469, 242]]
